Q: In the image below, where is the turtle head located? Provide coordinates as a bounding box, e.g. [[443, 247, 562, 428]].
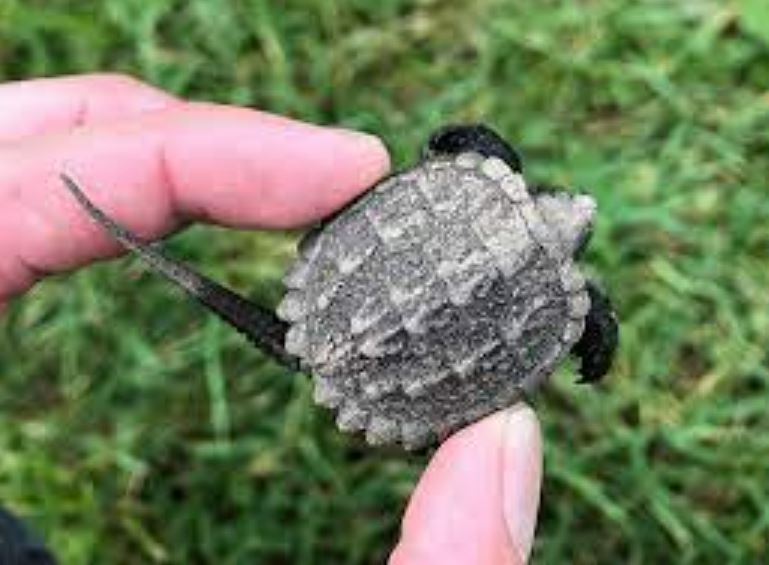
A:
[[533, 189, 596, 258], [424, 124, 523, 172]]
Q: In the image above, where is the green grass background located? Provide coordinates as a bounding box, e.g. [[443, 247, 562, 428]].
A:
[[1, 0, 769, 563]]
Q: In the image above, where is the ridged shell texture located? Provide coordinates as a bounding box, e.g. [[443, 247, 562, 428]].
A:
[[277, 152, 589, 449]]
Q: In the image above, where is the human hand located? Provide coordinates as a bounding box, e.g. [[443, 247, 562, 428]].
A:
[[0, 74, 542, 564]]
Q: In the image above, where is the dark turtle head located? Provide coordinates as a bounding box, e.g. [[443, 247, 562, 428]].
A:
[[423, 124, 523, 173]]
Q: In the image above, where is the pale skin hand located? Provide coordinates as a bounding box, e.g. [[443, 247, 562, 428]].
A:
[[0, 74, 543, 564]]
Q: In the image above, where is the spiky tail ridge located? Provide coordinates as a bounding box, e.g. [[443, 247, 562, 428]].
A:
[[60, 174, 297, 369]]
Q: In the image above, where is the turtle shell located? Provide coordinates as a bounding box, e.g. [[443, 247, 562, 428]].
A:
[[276, 152, 590, 449]]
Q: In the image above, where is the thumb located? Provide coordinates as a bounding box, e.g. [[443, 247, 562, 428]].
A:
[[389, 404, 542, 565]]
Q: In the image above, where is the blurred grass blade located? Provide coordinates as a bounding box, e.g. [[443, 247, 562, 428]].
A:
[[739, 0, 769, 44]]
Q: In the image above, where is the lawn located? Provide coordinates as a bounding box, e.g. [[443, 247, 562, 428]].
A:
[[1, 0, 769, 563]]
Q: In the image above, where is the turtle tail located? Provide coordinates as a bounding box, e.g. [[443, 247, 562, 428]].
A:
[[60, 174, 298, 370]]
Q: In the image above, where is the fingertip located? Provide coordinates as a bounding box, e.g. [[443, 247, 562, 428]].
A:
[[300, 125, 392, 221], [327, 126, 392, 181], [501, 404, 543, 563], [390, 406, 542, 565]]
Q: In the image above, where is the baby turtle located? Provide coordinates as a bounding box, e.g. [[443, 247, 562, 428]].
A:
[[61, 124, 618, 450]]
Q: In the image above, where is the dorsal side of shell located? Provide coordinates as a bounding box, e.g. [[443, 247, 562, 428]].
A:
[[278, 149, 586, 448]]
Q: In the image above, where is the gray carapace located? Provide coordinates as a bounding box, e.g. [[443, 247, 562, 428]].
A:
[[61, 124, 618, 450]]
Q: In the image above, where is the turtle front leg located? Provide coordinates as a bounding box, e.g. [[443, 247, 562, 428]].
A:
[[423, 124, 523, 172], [571, 280, 619, 383]]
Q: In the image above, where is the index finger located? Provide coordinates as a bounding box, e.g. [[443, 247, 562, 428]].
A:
[[0, 104, 390, 304]]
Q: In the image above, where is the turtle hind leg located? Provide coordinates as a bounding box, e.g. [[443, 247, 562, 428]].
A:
[[571, 280, 618, 383]]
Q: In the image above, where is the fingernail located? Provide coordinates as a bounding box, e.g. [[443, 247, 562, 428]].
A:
[[329, 127, 391, 163], [501, 403, 542, 563], [325, 128, 392, 188], [328, 126, 381, 146]]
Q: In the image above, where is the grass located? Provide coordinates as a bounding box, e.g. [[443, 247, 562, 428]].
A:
[[1, 0, 769, 562]]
